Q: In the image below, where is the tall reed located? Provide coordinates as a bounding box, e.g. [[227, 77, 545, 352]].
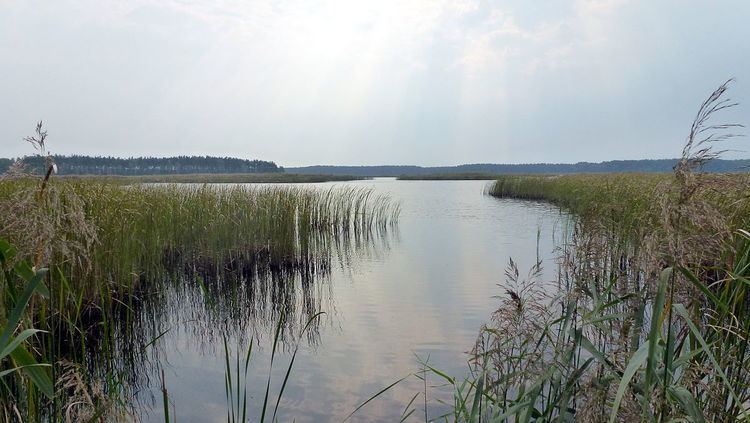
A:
[[0, 163, 400, 419], [458, 80, 750, 422]]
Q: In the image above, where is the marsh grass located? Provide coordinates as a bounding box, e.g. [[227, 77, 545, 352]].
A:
[[0, 180, 399, 302], [0, 153, 399, 420], [459, 80, 750, 422]]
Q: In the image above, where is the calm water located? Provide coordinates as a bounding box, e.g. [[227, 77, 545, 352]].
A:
[[137, 179, 568, 422]]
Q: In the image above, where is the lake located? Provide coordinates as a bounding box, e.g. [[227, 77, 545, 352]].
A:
[[135, 178, 569, 422]]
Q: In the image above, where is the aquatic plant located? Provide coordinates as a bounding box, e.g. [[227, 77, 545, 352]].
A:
[[0, 240, 54, 422], [0, 122, 401, 419], [465, 80, 750, 422], [0, 180, 400, 308]]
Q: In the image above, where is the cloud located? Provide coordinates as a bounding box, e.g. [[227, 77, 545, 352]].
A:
[[452, 0, 635, 76], [1, 0, 748, 165]]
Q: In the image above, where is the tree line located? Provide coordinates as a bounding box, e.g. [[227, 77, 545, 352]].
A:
[[3, 156, 748, 177], [0, 155, 282, 175], [287, 159, 750, 176]]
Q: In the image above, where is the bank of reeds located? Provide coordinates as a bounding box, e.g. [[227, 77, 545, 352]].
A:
[[459, 80, 750, 422], [0, 154, 399, 420], [0, 180, 399, 302]]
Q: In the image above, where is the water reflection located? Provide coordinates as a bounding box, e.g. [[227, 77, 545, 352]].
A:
[[76, 179, 569, 422], [58, 218, 396, 418]]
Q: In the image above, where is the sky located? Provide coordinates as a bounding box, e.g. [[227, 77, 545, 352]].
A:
[[1, 0, 749, 166]]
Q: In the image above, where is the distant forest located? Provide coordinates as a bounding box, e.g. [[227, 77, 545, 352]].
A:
[[287, 159, 750, 177], [2, 156, 749, 177], [0, 155, 282, 175]]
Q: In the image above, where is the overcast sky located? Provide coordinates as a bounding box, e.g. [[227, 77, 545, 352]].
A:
[[1, 1, 749, 166]]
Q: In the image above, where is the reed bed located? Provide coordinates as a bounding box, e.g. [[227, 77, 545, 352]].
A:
[[0, 180, 399, 298], [0, 176, 399, 420], [469, 172, 750, 421], [486, 173, 668, 212], [448, 82, 750, 422], [487, 172, 750, 246]]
